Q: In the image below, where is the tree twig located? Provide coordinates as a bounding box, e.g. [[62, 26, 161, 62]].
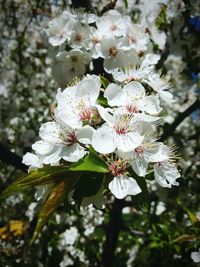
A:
[[0, 144, 27, 172], [159, 99, 200, 141]]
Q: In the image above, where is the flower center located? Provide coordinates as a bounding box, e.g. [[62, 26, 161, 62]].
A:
[[114, 115, 132, 135], [79, 107, 93, 121], [92, 36, 100, 44], [135, 146, 144, 156], [74, 33, 83, 43], [109, 46, 118, 57], [114, 124, 129, 135], [126, 104, 139, 114], [129, 34, 136, 43], [66, 132, 77, 147], [111, 24, 117, 32], [109, 160, 126, 177], [71, 56, 78, 63]]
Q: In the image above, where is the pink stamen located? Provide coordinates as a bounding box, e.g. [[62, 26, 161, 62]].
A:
[[66, 132, 77, 147], [126, 104, 139, 114], [114, 125, 128, 135], [79, 108, 93, 121], [109, 160, 126, 177], [135, 146, 144, 156]]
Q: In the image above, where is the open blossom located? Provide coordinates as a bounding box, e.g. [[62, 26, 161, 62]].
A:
[[100, 37, 131, 72], [108, 159, 141, 199], [104, 81, 162, 120], [96, 10, 128, 37], [145, 73, 175, 103], [124, 23, 149, 52], [45, 11, 75, 46], [92, 107, 144, 154], [111, 53, 160, 83], [23, 121, 94, 168], [55, 75, 101, 128], [69, 22, 92, 50], [120, 140, 180, 188], [52, 49, 91, 86]]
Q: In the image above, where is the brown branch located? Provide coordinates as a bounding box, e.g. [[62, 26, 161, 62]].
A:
[[159, 99, 200, 142], [100, 198, 125, 267], [0, 144, 27, 172]]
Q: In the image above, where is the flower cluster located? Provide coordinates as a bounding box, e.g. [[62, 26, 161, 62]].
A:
[[45, 8, 166, 86], [23, 74, 180, 200]]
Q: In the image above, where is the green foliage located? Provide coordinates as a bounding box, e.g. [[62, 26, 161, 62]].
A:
[[100, 75, 109, 88], [69, 149, 109, 173], [155, 4, 167, 30], [0, 166, 70, 199], [72, 173, 104, 207], [31, 175, 80, 243]]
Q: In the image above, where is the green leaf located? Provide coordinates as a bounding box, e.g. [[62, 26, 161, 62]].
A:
[[69, 150, 109, 173], [100, 75, 109, 88], [170, 234, 196, 244], [1, 166, 70, 199], [73, 173, 104, 207], [31, 173, 80, 244], [123, 0, 128, 8], [98, 96, 108, 107]]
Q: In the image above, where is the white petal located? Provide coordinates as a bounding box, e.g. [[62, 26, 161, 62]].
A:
[[134, 113, 161, 122], [92, 125, 115, 154], [39, 122, 61, 143], [42, 146, 63, 165], [148, 144, 170, 162], [96, 105, 115, 125], [76, 76, 100, 105], [154, 162, 180, 188], [123, 81, 145, 100], [22, 152, 43, 169], [109, 175, 141, 199], [104, 83, 123, 106], [159, 91, 175, 103], [62, 144, 86, 162], [140, 95, 162, 115], [117, 132, 143, 152], [131, 157, 148, 177], [32, 141, 54, 155], [76, 125, 95, 145]]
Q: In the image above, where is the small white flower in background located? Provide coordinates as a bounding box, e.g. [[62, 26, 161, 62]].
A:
[[69, 22, 92, 50], [96, 10, 128, 37], [191, 249, 200, 263], [59, 226, 79, 248], [125, 23, 149, 52], [155, 201, 166, 215], [45, 11, 75, 46], [59, 255, 74, 267], [100, 37, 131, 72], [25, 202, 37, 221], [52, 49, 91, 86]]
